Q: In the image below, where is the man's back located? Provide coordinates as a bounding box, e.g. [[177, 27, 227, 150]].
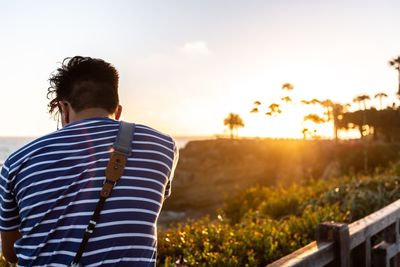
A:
[[0, 117, 177, 266]]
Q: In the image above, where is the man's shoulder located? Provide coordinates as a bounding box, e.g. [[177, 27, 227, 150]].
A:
[[4, 120, 177, 169], [4, 131, 60, 169], [134, 123, 176, 147], [5, 118, 117, 167]]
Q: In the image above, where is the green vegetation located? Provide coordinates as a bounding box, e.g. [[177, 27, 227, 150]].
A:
[[0, 255, 15, 266], [158, 164, 400, 266], [338, 108, 400, 141], [164, 139, 400, 216]]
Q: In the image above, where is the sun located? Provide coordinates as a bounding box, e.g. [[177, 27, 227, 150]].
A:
[[240, 98, 323, 139]]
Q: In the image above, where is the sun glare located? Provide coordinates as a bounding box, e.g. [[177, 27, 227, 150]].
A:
[[229, 57, 389, 140], [240, 89, 334, 139]]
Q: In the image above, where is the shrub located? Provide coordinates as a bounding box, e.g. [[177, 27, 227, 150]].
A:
[[158, 164, 400, 266]]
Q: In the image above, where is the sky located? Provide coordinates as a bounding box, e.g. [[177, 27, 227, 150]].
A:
[[1, 0, 400, 138]]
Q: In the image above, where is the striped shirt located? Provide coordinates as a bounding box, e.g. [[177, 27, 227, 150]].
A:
[[0, 117, 178, 266]]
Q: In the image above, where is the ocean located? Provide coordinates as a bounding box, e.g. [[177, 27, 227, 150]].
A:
[[0, 137, 35, 164], [0, 136, 209, 164]]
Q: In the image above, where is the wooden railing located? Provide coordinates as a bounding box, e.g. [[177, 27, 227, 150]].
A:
[[267, 199, 400, 267]]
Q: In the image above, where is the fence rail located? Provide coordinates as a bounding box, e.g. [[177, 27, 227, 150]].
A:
[[267, 198, 400, 267]]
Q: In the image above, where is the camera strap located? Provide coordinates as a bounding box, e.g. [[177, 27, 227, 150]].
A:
[[69, 121, 135, 267]]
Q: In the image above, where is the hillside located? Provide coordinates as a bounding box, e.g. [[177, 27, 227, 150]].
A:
[[161, 138, 400, 223]]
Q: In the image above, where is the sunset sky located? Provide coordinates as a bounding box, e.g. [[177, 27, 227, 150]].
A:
[[1, 0, 400, 138]]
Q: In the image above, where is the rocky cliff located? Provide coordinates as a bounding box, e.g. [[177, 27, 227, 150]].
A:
[[161, 138, 400, 224]]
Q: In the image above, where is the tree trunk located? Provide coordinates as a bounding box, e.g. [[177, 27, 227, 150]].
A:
[[398, 70, 400, 96], [362, 101, 367, 111], [334, 123, 338, 142], [373, 127, 378, 141]]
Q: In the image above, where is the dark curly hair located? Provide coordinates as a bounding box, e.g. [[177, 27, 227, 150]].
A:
[[47, 56, 119, 116]]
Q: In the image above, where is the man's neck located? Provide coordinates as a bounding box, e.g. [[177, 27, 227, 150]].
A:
[[70, 108, 113, 123]]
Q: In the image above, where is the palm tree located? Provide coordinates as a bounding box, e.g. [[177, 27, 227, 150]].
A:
[[301, 99, 322, 116], [320, 99, 334, 120], [302, 128, 309, 140], [343, 103, 352, 112], [266, 103, 282, 116], [353, 95, 370, 110], [332, 103, 345, 141], [320, 99, 341, 140], [250, 107, 259, 113], [389, 56, 400, 95], [250, 100, 261, 113], [281, 96, 292, 103], [304, 114, 325, 124], [353, 95, 371, 139], [353, 97, 362, 110], [301, 98, 321, 106], [374, 92, 388, 110], [303, 114, 325, 139], [281, 83, 294, 91], [224, 113, 245, 139], [310, 98, 321, 105]]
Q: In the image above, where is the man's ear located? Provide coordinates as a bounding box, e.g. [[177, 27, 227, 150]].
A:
[[114, 105, 122, 120], [58, 101, 70, 126]]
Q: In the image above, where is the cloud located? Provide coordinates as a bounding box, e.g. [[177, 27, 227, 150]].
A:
[[182, 41, 210, 55]]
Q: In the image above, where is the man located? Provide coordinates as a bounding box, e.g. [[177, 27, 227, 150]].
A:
[[0, 56, 178, 266]]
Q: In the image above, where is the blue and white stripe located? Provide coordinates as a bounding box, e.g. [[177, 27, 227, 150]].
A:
[[0, 117, 178, 266]]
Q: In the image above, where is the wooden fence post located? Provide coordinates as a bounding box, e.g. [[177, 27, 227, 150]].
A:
[[372, 241, 390, 267], [316, 222, 350, 267], [351, 238, 371, 267], [373, 220, 400, 267], [394, 219, 400, 267]]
